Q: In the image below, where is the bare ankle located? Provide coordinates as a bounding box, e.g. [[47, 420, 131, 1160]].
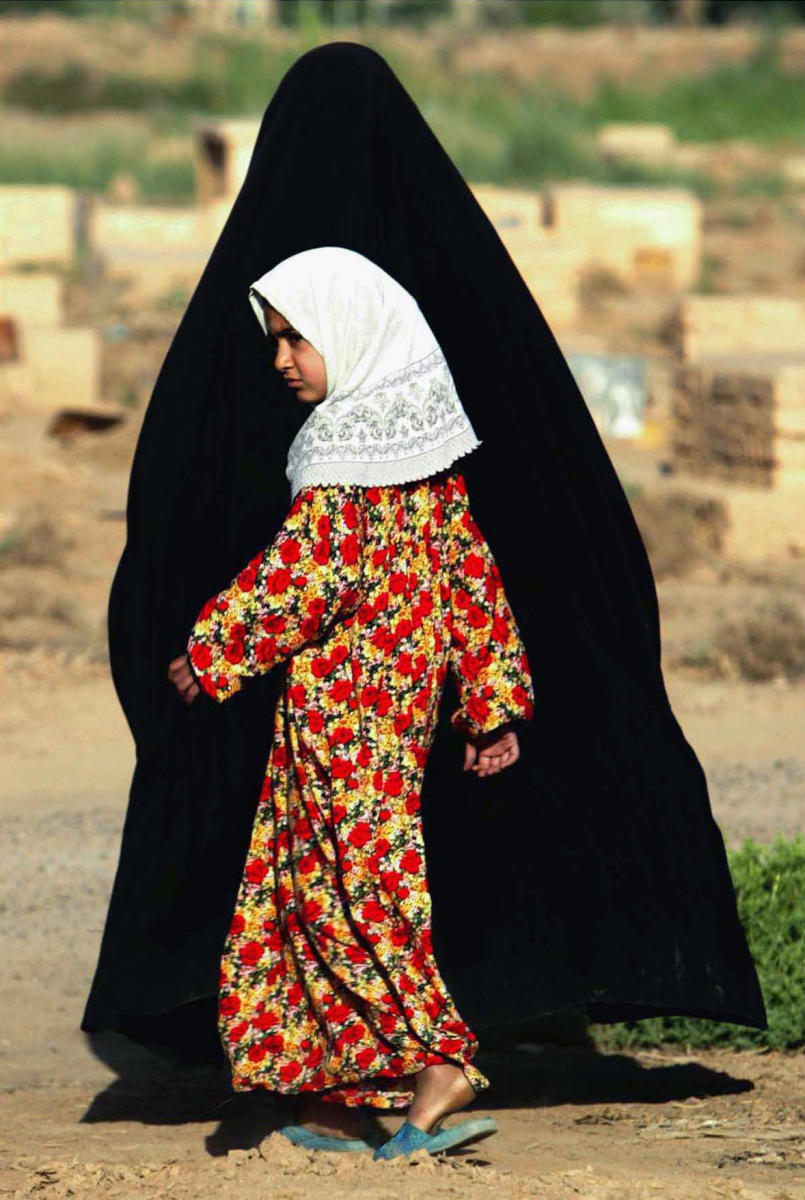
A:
[[407, 1063, 475, 1133]]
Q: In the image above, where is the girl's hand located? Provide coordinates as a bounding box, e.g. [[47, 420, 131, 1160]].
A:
[[463, 724, 520, 778], [168, 653, 200, 706]]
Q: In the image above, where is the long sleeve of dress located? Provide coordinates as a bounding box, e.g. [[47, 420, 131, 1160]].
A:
[[186, 485, 364, 702], [446, 475, 535, 740]]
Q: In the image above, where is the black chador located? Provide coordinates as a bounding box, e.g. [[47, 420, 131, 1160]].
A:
[[81, 43, 766, 1062]]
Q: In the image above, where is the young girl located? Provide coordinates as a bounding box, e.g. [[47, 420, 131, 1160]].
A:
[[168, 246, 535, 1159]]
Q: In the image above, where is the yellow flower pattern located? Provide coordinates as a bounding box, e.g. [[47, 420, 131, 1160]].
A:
[[187, 469, 535, 1108]]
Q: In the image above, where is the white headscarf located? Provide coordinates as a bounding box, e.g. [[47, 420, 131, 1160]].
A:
[[248, 246, 481, 498]]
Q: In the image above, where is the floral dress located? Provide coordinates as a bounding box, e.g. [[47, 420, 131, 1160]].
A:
[[187, 469, 535, 1109]]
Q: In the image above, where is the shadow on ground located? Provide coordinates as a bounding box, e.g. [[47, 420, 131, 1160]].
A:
[[80, 1012, 754, 1158]]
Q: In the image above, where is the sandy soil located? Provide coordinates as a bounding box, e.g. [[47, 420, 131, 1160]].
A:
[[1, 1041, 804, 1199]]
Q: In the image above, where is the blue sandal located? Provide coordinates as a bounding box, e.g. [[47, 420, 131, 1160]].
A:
[[372, 1115, 498, 1160], [279, 1122, 386, 1153]]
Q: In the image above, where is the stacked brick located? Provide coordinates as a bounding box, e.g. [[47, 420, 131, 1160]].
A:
[[670, 297, 805, 489]]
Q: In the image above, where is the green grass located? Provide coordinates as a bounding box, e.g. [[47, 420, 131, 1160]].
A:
[[0, 139, 194, 202], [583, 39, 805, 144], [0, 112, 195, 202], [1, 29, 802, 197]]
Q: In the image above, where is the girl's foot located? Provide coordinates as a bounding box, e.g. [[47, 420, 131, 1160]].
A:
[[295, 1096, 377, 1141], [406, 1063, 476, 1134]]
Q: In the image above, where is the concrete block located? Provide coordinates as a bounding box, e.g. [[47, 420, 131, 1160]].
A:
[[193, 117, 261, 206], [775, 437, 805, 471], [88, 201, 212, 302], [1, 360, 35, 403], [19, 327, 101, 412], [185, 0, 276, 28], [597, 123, 676, 164], [470, 183, 542, 235], [0, 185, 77, 269], [782, 154, 805, 188], [499, 228, 585, 328], [90, 201, 210, 254], [544, 183, 702, 290], [0, 272, 63, 328], [775, 407, 805, 436], [675, 296, 805, 361]]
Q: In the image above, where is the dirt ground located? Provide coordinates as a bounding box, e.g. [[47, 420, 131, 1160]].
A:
[[2, 170, 804, 1197], [1, 1038, 804, 1199]]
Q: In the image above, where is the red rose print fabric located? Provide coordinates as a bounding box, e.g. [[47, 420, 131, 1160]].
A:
[[187, 470, 535, 1108]]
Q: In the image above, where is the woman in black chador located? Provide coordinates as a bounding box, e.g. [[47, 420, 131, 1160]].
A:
[[82, 43, 766, 1160]]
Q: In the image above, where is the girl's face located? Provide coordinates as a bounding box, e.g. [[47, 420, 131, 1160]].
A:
[[262, 301, 327, 405]]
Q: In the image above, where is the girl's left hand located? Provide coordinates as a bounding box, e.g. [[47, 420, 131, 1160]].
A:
[[463, 725, 520, 777], [168, 653, 200, 706]]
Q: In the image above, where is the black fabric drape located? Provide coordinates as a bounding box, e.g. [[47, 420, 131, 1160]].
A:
[[82, 43, 766, 1056]]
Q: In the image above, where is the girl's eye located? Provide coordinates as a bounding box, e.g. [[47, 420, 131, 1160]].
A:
[[268, 333, 302, 350]]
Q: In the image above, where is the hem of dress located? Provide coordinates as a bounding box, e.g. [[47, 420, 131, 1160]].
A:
[[227, 1054, 491, 1111]]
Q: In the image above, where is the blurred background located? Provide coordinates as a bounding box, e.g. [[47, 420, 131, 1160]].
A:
[[1, 2, 803, 1197]]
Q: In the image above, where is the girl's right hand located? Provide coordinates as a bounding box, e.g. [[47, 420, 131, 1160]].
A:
[[167, 653, 200, 706], [463, 725, 520, 778]]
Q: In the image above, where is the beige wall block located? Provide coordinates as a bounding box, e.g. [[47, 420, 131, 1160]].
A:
[[782, 155, 805, 188], [0, 273, 63, 328], [90, 202, 211, 253], [185, 0, 276, 28], [775, 439, 805, 470], [470, 184, 543, 235], [202, 198, 234, 244], [103, 261, 202, 307], [544, 183, 702, 290], [597, 123, 676, 163], [19, 327, 101, 411], [677, 296, 805, 361], [773, 363, 805, 410], [775, 409, 805, 436], [1, 360, 35, 403], [670, 143, 712, 172], [88, 201, 211, 299], [499, 228, 586, 327], [194, 118, 261, 206], [0, 185, 76, 269]]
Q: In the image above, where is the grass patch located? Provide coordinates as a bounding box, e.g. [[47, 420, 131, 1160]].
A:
[[0, 111, 195, 201], [585, 40, 804, 145], [0, 142, 194, 202], [1, 30, 802, 194]]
